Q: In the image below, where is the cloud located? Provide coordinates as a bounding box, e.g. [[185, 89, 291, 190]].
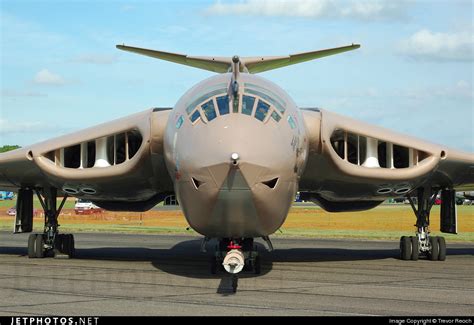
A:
[[0, 118, 49, 134], [2, 89, 47, 98], [399, 80, 474, 100], [398, 29, 474, 62], [72, 54, 118, 65], [33, 69, 66, 86], [204, 0, 410, 21]]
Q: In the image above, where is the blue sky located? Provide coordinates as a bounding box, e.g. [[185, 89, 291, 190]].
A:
[[1, 0, 473, 151]]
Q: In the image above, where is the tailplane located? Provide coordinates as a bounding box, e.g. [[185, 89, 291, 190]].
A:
[[116, 43, 360, 74]]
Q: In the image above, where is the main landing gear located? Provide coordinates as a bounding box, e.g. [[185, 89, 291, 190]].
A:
[[209, 238, 264, 293], [400, 187, 446, 261], [27, 188, 75, 259]]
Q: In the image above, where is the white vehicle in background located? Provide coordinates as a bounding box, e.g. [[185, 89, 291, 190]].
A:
[[74, 199, 104, 215]]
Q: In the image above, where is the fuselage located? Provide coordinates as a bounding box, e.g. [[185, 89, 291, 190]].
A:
[[163, 73, 308, 238]]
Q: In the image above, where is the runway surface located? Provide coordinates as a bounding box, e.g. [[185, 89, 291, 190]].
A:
[[0, 232, 473, 316]]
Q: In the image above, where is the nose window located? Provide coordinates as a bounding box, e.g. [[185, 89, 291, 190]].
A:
[[216, 95, 230, 115], [185, 85, 285, 125], [271, 111, 281, 122], [255, 100, 270, 121], [242, 95, 256, 115], [201, 99, 217, 121], [190, 110, 201, 123]]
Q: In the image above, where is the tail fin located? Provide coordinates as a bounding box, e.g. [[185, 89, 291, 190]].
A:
[[116, 43, 360, 74]]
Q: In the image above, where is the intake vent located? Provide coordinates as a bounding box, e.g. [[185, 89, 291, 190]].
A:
[[330, 129, 430, 169], [192, 177, 203, 189], [43, 129, 143, 169], [262, 177, 279, 189]]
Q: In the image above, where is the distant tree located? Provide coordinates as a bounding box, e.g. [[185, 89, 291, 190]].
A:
[[0, 145, 21, 153]]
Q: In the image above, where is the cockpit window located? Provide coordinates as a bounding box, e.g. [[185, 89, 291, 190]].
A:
[[216, 95, 230, 115], [242, 95, 256, 115], [190, 110, 201, 123], [201, 99, 217, 122], [244, 86, 286, 115], [175, 115, 184, 129], [186, 87, 227, 115], [287, 115, 296, 129], [185, 85, 286, 126], [271, 111, 281, 122], [255, 100, 270, 121]]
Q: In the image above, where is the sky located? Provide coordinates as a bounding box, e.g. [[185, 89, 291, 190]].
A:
[[1, 0, 473, 151]]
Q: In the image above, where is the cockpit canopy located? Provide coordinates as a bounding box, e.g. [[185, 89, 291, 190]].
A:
[[181, 82, 287, 126]]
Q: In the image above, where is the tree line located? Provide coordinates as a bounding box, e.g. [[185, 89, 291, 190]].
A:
[[0, 145, 21, 153]]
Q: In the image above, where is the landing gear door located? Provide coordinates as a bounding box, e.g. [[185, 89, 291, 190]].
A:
[[440, 189, 457, 234], [14, 189, 33, 233]]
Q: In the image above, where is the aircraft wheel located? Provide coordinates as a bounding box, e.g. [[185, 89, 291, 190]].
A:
[[400, 236, 412, 260], [35, 234, 45, 258], [55, 234, 64, 253], [60, 234, 75, 257], [254, 255, 261, 275], [438, 237, 446, 261], [210, 256, 218, 275], [428, 236, 439, 261], [28, 234, 37, 258], [410, 236, 419, 261], [67, 234, 75, 257]]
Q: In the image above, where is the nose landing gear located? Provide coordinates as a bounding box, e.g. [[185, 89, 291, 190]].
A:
[[210, 238, 263, 293]]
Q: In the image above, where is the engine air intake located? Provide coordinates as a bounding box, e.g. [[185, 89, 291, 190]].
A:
[[44, 129, 143, 169], [330, 129, 430, 169]]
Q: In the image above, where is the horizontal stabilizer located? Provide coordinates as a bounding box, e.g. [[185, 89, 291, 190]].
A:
[[116, 45, 231, 73], [116, 43, 360, 74], [244, 44, 360, 73]]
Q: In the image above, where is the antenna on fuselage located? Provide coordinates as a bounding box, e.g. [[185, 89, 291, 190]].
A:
[[231, 55, 240, 97]]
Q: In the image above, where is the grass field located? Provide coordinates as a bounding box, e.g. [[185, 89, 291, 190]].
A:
[[0, 199, 473, 241]]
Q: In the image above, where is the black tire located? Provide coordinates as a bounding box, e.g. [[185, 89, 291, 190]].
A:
[[410, 236, 419, 261], [62, 234, 74, 257], [35, 234, 45, 258], [438, 237, 446, 261], [428, 236, 439, 261], [55, 234, 64, 253], [254, 255, 261, 274], [69, 234, 75, 257], [28, 234, 37, 258], [210, 256, 217, 275], [400, 236, 412, 260]]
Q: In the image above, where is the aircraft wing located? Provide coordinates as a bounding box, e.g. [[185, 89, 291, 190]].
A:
[[0, 108, 174, 211], [299, 109, 474, 211]]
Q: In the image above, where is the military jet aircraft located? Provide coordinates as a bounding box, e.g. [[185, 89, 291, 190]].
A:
[[1, 44, 473, 278]]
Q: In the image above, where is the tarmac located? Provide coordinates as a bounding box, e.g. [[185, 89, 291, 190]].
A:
[[0, 231, 473, 316]]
